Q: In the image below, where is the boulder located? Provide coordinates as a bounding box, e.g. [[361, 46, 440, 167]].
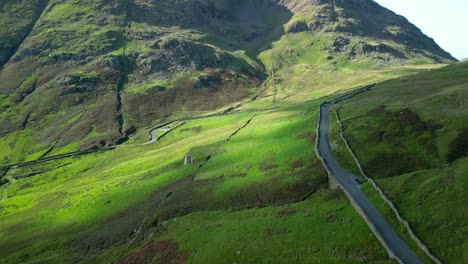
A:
[[330, 36, 351, 52], [286, 21, 309, 33]]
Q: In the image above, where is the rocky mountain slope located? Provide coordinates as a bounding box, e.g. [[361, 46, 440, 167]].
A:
[[0, 0, 456, 163]]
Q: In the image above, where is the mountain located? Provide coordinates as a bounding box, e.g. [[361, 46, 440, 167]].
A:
[[0, 1, 466, 263], [0, 0, 456, 163]]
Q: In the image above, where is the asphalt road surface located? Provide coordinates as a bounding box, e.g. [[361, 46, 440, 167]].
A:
[[317, 87, 423, 264]]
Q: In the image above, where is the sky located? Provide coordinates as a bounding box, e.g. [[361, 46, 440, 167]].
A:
[[374, 0, 468, 60]]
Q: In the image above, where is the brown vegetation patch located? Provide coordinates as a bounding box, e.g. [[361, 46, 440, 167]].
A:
[[224, 173, 247, 178], [290, 160, 304, 169], [181, 126, 203, 133], [265, 228, 289, 236], [275, 209, 297, 218], [393, 108, 427, 133], [347, 106, 440, 178], [325, 214, 338, 223], [259, 160, 278, 172], [294, 161, 328, 187], [59, 92, 124, 148], [191, 126, 203, 133], [324, 189, 345, 201], [297, 132, 316, 143], [367, 130, 385, 142], [364, 152, 430, 178], [18, 183, 34, 190], [0, 58, 40, 91], [117, 240, 188, 264], [334, 239, 383, 263], [291, 182, 313, 194], [123, 70, 260, 128], [367, 105, 387, 116]]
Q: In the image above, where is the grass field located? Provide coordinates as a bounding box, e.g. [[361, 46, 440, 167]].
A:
[[112, 191, 394, 264], [0, 101, 400, 263], [368, 159, 468, 263]]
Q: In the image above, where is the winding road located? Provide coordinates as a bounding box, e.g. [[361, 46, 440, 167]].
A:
[[316, 85, 423, 264], [140, 121, 185, 146], [0, 123, 175, 170], [0, 107, 278, 171]]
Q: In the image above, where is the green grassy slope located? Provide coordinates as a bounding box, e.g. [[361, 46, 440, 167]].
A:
[[335, 61, 468, 263], [0, 101, 395, 263], [114, 192, 393, 264]]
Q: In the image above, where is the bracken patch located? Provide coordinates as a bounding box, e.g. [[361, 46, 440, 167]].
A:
[[117, 240, 188, 264], [290, 160, 304, 169], [259, 160, 278, 172], [296, 132, 316, 143]]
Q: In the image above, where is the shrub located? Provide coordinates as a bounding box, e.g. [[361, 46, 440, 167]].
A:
[[447, 128, 468, 162]]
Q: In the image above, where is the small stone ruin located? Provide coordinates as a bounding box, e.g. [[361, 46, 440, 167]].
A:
[[184, 155, 194, 165]]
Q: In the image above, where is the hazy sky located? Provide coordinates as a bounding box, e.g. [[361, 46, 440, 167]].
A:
[[374, 0, 467, 60]]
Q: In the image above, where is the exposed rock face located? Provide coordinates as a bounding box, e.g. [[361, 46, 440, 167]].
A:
[[138, 38, 235, 74], [330, 36, 351, 52], [97, 55, 122, 71], [286, 21, 309, 33], [331, 0, 453, 60], [58, 75, 102, 96], [350, 42, 407, 59]]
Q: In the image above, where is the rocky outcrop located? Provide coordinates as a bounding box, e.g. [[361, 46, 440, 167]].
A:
[[137, 38, 237, 74], [286, 21, 309, 33], [350, 42, 407, 59], [330, 36, 351, 52], [97, 55, 122, 72], [194, 74, 222, 89], [323, 37, 408, 61], [58, 74, 102, 96]]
